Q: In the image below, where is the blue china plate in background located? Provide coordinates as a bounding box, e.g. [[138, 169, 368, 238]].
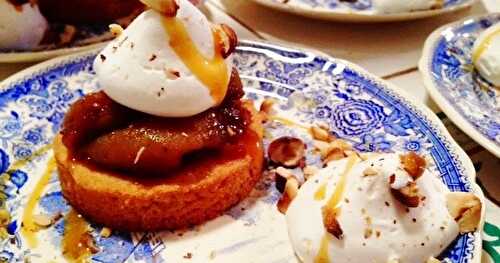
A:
[[0, 23, 111, 63], [249, 0, 475, 22], [420, 13, 500, 159], [0, 40, 484, 262]]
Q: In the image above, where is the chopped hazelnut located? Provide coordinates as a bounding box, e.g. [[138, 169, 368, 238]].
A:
[[100, 227, 112, 238], [363, 167, 378, 177], [277, 192, 292, 214], [446, 192, 482, 233], [400, 152, 426, 180], [390, 181, 420, 208], [214, 24, 238, 59], [32, 214, 53, 227], [284, 177, 299, 200], [109, 24, 124, 37], [277, 176, 299, 214], [260, 98, 276, 115], [268, 137, 306, 168], [323, 148, 346, 163], [322, 206, 343, 239], [310, 125, 331, 142]]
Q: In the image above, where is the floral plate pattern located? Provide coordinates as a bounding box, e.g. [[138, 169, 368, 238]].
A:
[[0, 40, 484, 262], [420, 14, 500, 158], [249, 0, 475, 22]]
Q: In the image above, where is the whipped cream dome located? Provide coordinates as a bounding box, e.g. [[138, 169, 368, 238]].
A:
[[473, 23, 500, 87], [286, 154, 459, 263], [372, 0, 441, 14], [0, 0, 48, 50], [94, 0, 233, 117]]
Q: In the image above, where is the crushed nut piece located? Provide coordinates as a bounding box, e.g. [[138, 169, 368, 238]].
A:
[[109, 24, 124, 37], [310, 125, 331, 142], [322, 206, 343, 239], [260, 98, 276, 115], [268, 137, 306, 168], [274, 167, 292, 193], [214, 24, 238, 59], [183, 252, 193, 259], [329, 139, 352, 151], [391, 181, 420, 208], [363, 167, 378, 177], [277, 175, 299, 214], [303, 165, 319, 180], [324, 148, 346, 163], [400, 152, 426, 180], [277, 192, 292, 214], [446, 192, 482, 233], [364, 228, 373, 239], [284, 177, 299, 200], [100, 227, 112, 238], [33, 214, 53, 227]]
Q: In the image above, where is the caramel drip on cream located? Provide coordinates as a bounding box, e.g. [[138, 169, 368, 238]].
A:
[[315, 183, 327, 200], [473, 27, 500, 64], [163, 17, 229, 105], [315, 235, 331, 263], [314, 155, 359, 263], [21, 156, 56, 248], [324, 155, 359, 211]]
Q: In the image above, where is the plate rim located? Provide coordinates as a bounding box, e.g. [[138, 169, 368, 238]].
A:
[[0, 39, 485, 262], [249, 0, 476, 22], [419, 13, 500, 159]]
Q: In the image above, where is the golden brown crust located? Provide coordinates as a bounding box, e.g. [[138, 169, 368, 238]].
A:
[[54, 102, 264, 231]]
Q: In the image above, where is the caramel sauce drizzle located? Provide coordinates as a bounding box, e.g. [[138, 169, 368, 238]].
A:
[[314, 155, 359, 263], [315, 235, 331, 263], [314, 183, 327, 201], [473, 27, 500, 64], [162, 17, 229, 105], [21, 156, 56, 248], [62, 210, 94, 262]]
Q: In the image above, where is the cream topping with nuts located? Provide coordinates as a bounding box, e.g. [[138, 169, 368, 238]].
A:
[[93, 0, 235, 117], [286, 153, 470, 263]]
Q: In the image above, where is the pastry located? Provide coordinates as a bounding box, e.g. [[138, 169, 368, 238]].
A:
[[54, 0, 264, 231]]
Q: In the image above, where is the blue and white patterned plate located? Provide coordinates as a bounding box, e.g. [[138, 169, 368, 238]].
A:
[[0, 40, 484, 262], [420, 14, 500, 159], [249, 0, 475, 22]]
